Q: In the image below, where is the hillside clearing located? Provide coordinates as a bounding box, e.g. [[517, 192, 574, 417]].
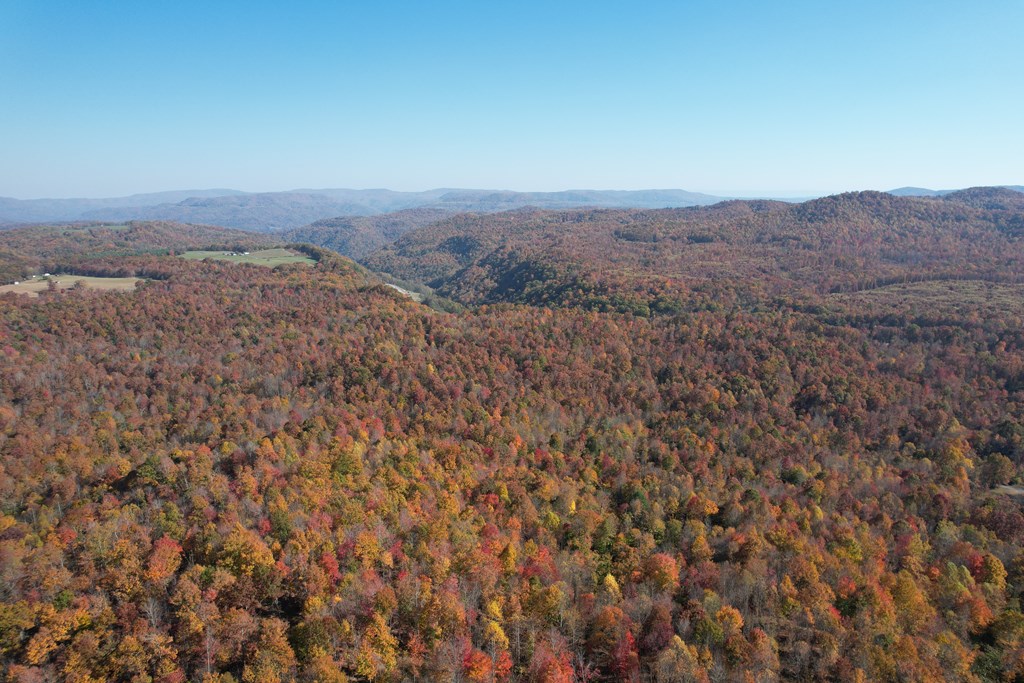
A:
[[0, 274, 143, 297], [179, 248, 314, 267], [385, 283, 424, 302]]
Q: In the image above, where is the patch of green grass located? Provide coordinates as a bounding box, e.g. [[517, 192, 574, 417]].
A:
[[179, 248, 314, 267]]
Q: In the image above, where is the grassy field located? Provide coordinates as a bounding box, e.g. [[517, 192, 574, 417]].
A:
[[0, 275, 143, 297], [179, 248, 314, 267]]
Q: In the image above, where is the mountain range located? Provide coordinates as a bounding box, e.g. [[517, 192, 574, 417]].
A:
[[2, 185, 1020, 237], [0, 188, 726, 230]]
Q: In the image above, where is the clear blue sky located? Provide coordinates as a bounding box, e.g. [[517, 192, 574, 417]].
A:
[[1, 0, 1021, 198]]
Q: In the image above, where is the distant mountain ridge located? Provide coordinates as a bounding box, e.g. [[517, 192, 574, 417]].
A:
[[3, 185, 1020, 232], [888, 185, 1024, 197], [0, 188, 728, 230], [428, 188, 723, 211], [887, 187, 953, 197], [0, 189, 246, 224]]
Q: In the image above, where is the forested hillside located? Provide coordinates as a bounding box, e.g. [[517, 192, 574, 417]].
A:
[[366, 191, 1024, 315], [0, 222, 274, 283], [282, 209, 453, 260], [0, 194, 1023, 681]]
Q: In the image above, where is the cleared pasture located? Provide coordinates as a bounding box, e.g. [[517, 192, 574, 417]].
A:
[[179, 248, 314, 267], [0, 275, 143, 297]]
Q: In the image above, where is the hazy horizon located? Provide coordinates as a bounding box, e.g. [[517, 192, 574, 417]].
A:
[[3, 184, 1020, 203]]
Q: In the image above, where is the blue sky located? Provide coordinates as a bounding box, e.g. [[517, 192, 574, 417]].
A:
[[1, 0, 1021, 198]]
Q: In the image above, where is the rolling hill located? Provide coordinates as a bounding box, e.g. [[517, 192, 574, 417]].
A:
[[888, 185, 1024, 198], [0, 221, 275, 282], [941, 186, 1024, 212], [364, 190, 1024, 314]]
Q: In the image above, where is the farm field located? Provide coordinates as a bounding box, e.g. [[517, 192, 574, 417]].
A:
[[179, 247, 314, 266], [0, 274, 142, 297]]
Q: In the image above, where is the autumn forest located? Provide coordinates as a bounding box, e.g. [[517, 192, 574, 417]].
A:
[[2, 188, 1024, 682]]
